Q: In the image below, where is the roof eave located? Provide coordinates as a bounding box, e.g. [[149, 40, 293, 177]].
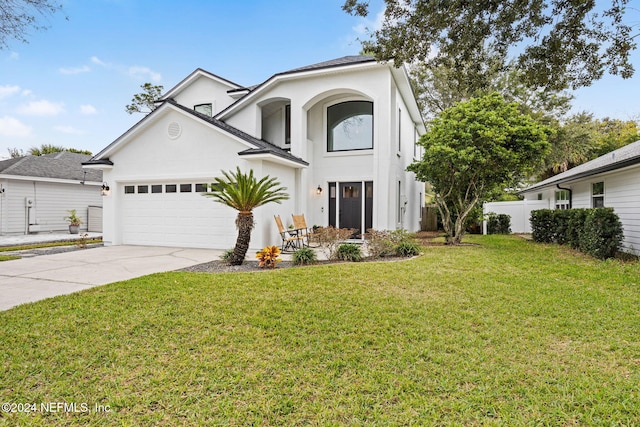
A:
[[519, 156, 640, 194]]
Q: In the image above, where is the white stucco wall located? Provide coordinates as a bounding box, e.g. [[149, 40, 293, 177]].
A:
[[172, 74, 237, 116]]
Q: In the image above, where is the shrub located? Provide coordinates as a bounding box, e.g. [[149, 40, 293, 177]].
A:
[[580, 208, 624, 260], [220, 248, 234, 263], [486, 212, 511, 234], [395, 241, 421, 257], [553, 209, 571, 245], [256, 245, 282, 268], [365, 229, 395, 258], [292, 247, 317, 266], [336, 243, 363, 262], [530, 209, 555, 243], [566, 209, 589, 250], [313, 226, 355, 260]]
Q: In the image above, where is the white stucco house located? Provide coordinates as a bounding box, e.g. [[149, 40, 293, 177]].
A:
[[0, 152, 103, 235], [83, 56, 426, 249], [518, 139, 640, 255]]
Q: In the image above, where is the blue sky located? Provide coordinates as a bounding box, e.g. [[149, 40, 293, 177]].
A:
[[1, 0, 639, 159]]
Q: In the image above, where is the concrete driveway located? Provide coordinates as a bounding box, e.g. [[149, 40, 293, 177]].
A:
[[0, 246, 222, 311]]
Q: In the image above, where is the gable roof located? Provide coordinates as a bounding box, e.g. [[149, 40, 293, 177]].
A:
[[84, 99, 308, 168], [0, 152, 102, 182], [160, 68, 244, 101], [521, 139, 640, 193]]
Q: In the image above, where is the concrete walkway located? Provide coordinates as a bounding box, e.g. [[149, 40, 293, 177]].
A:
[[0, 245, 223, 311]]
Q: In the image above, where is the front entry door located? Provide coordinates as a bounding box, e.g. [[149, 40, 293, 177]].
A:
[[339, 182, 362, 237]]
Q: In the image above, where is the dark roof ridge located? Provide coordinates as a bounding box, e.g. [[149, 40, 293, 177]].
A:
[[165, 99, 308, 166]]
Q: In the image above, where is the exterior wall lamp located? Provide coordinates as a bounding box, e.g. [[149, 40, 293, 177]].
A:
[[101, 182, 110, 196], [316, 185, 323, 195]]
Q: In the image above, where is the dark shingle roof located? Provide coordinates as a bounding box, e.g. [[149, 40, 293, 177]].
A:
[[521, 139, 640, 193], [279, 55, 377, 75], [0, 152, 102, 182], [167, 100, 308, 166]]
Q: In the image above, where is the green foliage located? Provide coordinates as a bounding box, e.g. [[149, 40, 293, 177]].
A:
[[25, 144, 92, 156], [63, 209, 82, 226], [530, 209, 555, 243], [0, 0, 64, 49], [408, 93, 550, 245], [343, 0, 635, 91], [204, 168, 289, 266], [125, 83, 164, 115], [486, 213, 511, 235], [531, 208, 624, 259], [292, 247, 317, 266], [219, 248, 234, 263], [580, 208, 624, 260], [336, 243, 363, 262], [395, 241, 421, 257]]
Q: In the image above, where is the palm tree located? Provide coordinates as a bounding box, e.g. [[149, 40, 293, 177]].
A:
[[204, 167, 289, 265]]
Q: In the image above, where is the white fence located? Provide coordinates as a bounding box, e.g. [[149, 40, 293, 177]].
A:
[[483, 200, 549, 234]]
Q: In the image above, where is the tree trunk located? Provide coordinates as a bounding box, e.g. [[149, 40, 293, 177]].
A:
[[230, 211, 254, 266]]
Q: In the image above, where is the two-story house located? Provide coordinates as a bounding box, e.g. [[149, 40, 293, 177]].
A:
[[83, 56, 426, 249]]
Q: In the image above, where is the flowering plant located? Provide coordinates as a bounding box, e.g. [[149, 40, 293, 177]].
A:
[[256, 245, 282, 268]]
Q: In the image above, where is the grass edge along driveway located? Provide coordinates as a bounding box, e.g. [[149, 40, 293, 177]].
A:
[[1, 235, 639, 426]]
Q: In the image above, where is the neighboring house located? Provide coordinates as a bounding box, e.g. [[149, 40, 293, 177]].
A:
[[0, 152, 103, 235], [84, 55, 426, 249], [518, 139, 640, 255]]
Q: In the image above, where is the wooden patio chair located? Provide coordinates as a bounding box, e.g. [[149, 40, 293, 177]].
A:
[[291, 214, 313, 247], [274, 215, 304, 252]]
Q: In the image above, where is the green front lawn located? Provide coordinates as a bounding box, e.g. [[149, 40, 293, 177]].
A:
[[1, 235, 639, 425]]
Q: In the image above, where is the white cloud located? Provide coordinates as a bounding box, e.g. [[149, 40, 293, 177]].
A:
[[352, 7, 385, 37], [21, 89, 33, 97], [0, 85, 20, 99], [17, 100, 65, 116], [80, 104, 97, 115], [59, 65, 91, 75], [0, 116, 32, 138], [91, 56, 107, 66], [128, 66, 162, 82], [54, 125, 84, 135]]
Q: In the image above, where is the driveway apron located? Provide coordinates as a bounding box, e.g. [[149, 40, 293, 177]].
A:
[[0, 246, 220, 311]]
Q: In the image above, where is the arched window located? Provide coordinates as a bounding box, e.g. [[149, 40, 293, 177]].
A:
[[327, 101, 373, 152]]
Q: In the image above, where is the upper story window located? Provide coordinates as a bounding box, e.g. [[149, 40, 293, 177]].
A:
[[592, 182, 604, 207], [327, 101, 373, 152], [194, 103, 212, 117], [285, 104, 291, 145]]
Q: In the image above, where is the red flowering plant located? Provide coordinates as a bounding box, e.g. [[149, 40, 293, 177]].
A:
[[256, 245, 282, 268]]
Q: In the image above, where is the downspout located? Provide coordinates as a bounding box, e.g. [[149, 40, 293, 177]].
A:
[[556, 184, 572, 209]]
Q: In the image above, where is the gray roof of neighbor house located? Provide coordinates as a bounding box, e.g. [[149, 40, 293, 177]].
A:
[[0, 152, 102, 182], [520, 139, 640, 193]]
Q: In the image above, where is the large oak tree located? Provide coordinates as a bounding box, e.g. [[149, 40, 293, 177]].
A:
[[344, 0, 636, 91]]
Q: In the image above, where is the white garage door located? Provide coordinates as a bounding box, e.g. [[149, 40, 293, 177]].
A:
[[120, 183, 237, 248]]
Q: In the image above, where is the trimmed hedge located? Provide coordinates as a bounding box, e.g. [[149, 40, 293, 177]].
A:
[[530, 208, 623, 259], [486, 212, 511, 235]]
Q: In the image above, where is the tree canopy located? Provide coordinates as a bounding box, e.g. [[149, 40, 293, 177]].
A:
[[343, 0, 636, 91], [0, 0, 64, 49], [408, 93, 550, 244], [125, 83, 164, 115]]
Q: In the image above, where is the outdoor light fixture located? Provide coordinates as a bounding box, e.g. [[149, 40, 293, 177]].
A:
[[316, 185, 323, 195], [101, 182, 110, 196], [0, 185, 4, 194]]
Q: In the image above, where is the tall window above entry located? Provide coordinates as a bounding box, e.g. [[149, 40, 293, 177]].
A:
[[327, 101, 373, 152]]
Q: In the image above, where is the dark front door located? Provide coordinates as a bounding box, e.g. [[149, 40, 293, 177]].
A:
[[339, 182, 362, 237]]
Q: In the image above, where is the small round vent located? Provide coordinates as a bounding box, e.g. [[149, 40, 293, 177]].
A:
[[167, 122, 182, 139]]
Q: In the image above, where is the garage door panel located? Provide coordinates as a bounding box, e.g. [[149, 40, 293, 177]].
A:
[[120, 189, 236, 248]]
